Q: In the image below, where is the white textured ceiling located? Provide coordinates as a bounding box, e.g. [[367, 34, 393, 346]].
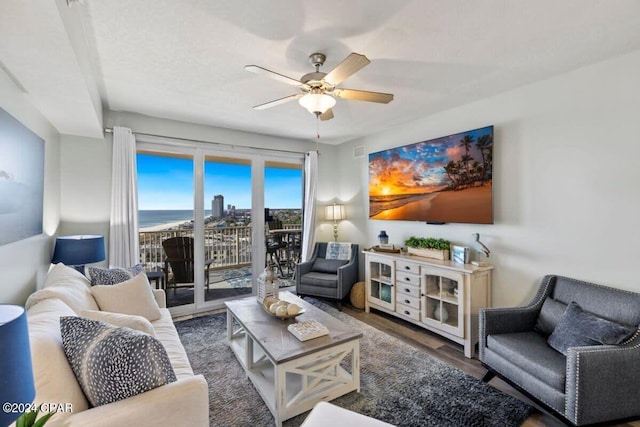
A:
[[2, 1, 640, 144]]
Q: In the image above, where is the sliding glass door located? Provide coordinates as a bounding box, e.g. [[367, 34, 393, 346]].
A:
[[136, 142, 303, 315], [137, 150, 196, 309], [264, 161, 303, 285], [203, 156, 253, 302]]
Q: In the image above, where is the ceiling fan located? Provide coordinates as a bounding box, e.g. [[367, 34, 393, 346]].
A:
[[245, 52, 393, 121]]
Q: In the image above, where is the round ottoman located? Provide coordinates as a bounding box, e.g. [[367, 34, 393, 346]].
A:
[[350, 282, 366, 309]]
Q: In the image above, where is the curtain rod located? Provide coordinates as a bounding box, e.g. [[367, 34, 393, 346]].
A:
[[104, 128, 308, 155]]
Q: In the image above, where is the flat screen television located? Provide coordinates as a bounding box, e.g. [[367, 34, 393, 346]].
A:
[[369, 125, 493, 224]]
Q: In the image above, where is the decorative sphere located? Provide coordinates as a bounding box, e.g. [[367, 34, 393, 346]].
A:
[[350, 282, 366, 309], [287, 303, 301, 315]]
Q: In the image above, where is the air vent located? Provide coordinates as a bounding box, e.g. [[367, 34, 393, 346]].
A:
[[353, 146, 366, 158]]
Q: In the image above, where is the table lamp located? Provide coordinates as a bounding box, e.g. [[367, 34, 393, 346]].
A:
[[325, 203, 346, 242], [51, 235, 105, 273], [0, 305, 35, 427]]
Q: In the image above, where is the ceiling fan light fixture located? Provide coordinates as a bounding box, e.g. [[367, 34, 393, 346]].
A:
[[298, 93, 336, 115]]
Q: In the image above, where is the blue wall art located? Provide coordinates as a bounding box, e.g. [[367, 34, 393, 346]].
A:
[[0, 107, 44, 245]]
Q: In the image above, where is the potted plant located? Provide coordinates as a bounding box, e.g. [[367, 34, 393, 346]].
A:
[[404, 237, 451, 261]]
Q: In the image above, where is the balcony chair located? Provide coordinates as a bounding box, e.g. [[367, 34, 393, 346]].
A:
[[162, 237, 214, 293], [480, 275, 640, 426], [295, 242, 359, 310], [266, 219, 287, 276]]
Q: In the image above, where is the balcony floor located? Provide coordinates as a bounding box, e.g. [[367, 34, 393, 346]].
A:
[[165, 266, 295, 308]]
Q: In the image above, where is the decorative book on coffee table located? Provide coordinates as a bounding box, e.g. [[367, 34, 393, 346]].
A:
[[287, 319, 329, 341]]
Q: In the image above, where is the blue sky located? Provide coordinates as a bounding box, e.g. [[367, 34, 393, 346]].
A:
[[137, 154, 302, 210]]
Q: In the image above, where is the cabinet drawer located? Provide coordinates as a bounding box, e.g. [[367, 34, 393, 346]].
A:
[[396, 272, 420, 287], [396, 282, 421, 299], [397, 293, 420, 310], [396, 260, 420, 275], [396, 303, 420, 321]]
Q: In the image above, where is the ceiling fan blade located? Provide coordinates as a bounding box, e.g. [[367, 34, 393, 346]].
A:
[[333, 88, 394, 103], [323, 53, 370, 86], [244, 65, 308, 88], [319, 108, 334, 121], [253, 93, 303, 110]]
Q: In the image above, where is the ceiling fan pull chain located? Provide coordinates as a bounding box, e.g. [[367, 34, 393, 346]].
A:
[[316, 113, 320, 140]]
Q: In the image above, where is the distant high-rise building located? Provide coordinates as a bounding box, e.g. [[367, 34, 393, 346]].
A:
[[212, 195, 224, 218]]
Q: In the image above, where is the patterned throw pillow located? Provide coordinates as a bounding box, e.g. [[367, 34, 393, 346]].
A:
[[60, 316, 176, 407], [86, 264, 144, 286]]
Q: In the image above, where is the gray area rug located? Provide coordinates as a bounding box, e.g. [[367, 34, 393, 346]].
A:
[[175, 298, 532, 426]]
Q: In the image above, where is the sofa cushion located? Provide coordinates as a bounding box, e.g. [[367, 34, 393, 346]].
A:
[[300, 271, 338, 288], [86, 264, 144, 286], [311, 258, 348, 274], [548, 301, 634, 356], [91, 273, 162, 321], [152, 309, 194, 380], [60, 316, 177, 407], [79, 310, 155, 336], [487, 331, 566, 392], [44, 263, 92, 289], [534, 298, 567, 336], [26, 285, 100, 314], [26, 299, 90, 419]]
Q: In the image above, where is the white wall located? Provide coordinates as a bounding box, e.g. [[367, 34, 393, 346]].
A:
[[336, 49, 640, 307], [0, 68, 60, 304]]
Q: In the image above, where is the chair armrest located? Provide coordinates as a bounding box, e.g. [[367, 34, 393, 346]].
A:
[[337, 253, 359, 298], [153, 289, 167, 308], [48, 375, 208, 427], [480, 275, 555, 340], [295, 261, 314, 286], [480, 306, 541, 337], [565, 332, 640, 425]]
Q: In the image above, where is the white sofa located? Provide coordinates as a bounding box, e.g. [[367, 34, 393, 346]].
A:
[[22, 264, 209, 427]]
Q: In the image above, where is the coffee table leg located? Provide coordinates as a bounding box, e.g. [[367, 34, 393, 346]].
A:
[[275, 365, 285, 427]]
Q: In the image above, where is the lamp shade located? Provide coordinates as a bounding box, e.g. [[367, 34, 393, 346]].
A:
[[325, 203, 346, 221], [299, 93, 336, 115], [51, 235, 105, 266], [0, 305, 35, 427]]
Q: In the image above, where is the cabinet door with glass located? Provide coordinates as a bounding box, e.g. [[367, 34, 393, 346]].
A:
[[421, 267, 464, 338], [365, 255, 395, 311]]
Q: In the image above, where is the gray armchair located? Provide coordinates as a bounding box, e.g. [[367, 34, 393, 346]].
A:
[[480, 275, 640, 425], [295, 242, 359, 310]]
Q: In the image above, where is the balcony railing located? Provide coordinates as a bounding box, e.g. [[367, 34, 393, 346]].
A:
[[139, 224, 301, 271]]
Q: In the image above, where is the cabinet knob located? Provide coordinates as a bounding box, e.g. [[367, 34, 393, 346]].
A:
[[405, 266, 410, 270], [405, 277, 410, 281], [404, 310, 410, 315], [404, 299, 410, 304], [405, 288, 410, 292]]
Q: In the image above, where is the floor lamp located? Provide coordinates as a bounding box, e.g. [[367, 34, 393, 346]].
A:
[[325, 203, 346, 242]]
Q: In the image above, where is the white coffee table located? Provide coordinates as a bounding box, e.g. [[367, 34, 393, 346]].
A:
[[225, 292, 362, 426]]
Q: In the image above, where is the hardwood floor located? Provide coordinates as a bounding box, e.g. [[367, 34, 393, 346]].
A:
[[340, 304, 639, 427]]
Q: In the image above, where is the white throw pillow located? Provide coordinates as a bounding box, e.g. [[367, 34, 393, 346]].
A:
[[44, 263, 92, 289], [79, 310, 156, 336], [25, 285, 100, 314], [91, 273, 162, 321]]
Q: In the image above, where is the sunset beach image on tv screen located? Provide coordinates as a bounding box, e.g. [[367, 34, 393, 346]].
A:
[[369, 126, 493, 224]]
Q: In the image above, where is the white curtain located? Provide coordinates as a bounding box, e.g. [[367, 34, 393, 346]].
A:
[[301, 151, 318, 262], [109, 126, 140, 267]]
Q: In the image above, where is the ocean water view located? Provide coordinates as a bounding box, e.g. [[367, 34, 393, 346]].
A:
[[139, 210, 211, 229]]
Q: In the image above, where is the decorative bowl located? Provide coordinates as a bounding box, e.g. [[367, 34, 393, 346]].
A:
[[262, 298, 305, 320]]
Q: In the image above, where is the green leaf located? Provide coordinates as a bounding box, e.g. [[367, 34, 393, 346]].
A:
[[33, 412, 55, 427]]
